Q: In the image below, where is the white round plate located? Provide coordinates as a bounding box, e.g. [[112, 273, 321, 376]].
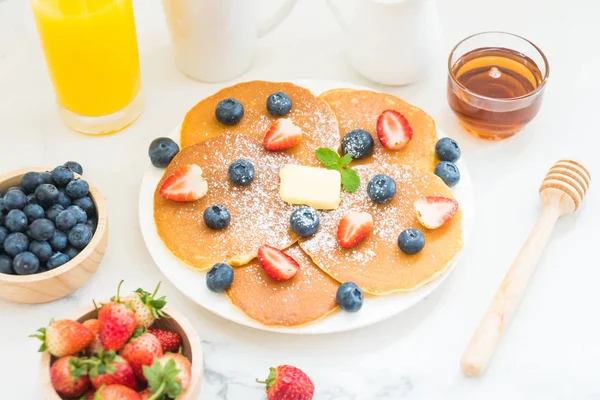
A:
[[139, 79, 474, 334]]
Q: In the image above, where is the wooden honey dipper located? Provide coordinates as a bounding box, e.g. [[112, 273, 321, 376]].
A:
[[461, 159, 591, 377]]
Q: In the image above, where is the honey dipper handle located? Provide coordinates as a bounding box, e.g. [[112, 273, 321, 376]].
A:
[[461, 204, 561, 377]]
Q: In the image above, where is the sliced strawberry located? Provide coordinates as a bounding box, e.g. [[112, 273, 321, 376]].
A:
[[263, 118, 303, 151], [257, 245, 300, 281], [159, 164, 208, 202], [415, 196, 458, 229], [337, 211, 373, 248], [376, 109, 413, 150]]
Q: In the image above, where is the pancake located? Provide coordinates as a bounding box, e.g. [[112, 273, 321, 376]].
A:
[[180, 81, 340, 167], [154, 134, 299, 271], [318, 89, 438, 171], [300, 164, 463, 295], [226, 244, 339, 327]]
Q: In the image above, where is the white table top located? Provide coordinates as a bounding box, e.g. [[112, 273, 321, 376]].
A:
[[1, 0, 598, 398]]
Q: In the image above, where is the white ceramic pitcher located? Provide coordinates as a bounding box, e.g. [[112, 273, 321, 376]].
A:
[[162, 0, 298, 83], [326, 0, 442, 85]]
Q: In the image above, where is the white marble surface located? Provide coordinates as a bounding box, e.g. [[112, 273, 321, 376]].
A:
[[1, 0, 599, 398]]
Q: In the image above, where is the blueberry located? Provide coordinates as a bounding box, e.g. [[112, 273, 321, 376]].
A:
[[4, 232, 29, 257], [367, 174, 397, 204], [0, 197, 4, 212], [23, 204, 45, 223], [64, 161, 83, 175], [336, 282, 364, 312], [45, 204, 64, 223], [148, 138, 180, 168], [29, 219, 55, 241], [290, 207, 320, 237], [13, 252, 40, 275], [0, 212, 3, 226], [266, 92, 293, 117], [228, 159, 255, 186], [47, 252, 70, 270], [20, 171, 45, 194], [398, 229, 425, 255], [56, 190, 72, 208], [0, 255, 13, 274], [67, 205, 87, 224], [203, 205, 231, 230], [0, 227, 7, 247], [341, 129, 375, 160], [435, 137, 461, 162], [49, 230, 68, 251], [51, 166, 74, 187], [73, 197, 95, 217], [434, 161, 460, 187], [3, 189, 27, 210], [64, 246, 80, 260], [215, 98, 244, 125], [41, 171, 53, 184], [206, 262, 234, 292], [27, 193, 39, 205], [29, 241, 52, 262], [68, 224, 92, 249], [55, 210, 77, 231], [5, 210, 28, 233], [7, 187, 20, 193], [85, 217, 97, 234], [0, 191, 3, 198], [35, 184, 59, 206]]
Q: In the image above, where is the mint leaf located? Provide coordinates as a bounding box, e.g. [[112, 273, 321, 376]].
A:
[[341, 168, 360, 192], [315, 148, 340, 169], [338, 154, 353, 169]]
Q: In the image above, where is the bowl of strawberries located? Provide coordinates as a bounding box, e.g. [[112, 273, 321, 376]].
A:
[[34, 281, 203, 400]]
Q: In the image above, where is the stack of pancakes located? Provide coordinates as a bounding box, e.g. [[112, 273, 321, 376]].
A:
[[154, 81, 463, 327]]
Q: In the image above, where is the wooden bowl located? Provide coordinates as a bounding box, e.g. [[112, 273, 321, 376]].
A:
[[40, 304, 204, 399], [0, 167, 108, 303]]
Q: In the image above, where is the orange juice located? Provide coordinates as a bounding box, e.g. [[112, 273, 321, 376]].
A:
[[31, 0, 142, 132]]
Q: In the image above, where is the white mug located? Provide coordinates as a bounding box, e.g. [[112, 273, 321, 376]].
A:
[[162, 0, 298, 83], [326, 0, 443, 86]]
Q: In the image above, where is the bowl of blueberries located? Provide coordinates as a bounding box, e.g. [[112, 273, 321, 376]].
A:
[[0, 162, 107, 304]]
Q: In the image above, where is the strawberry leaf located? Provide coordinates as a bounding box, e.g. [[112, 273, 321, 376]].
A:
[[144, 359, 183, 400], [315, 148, 340, 169], [341, 168, 360, 192]]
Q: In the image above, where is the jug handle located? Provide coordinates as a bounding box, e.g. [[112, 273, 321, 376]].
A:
[[325, 0, 351, 30], [257, 0, 299, 38]]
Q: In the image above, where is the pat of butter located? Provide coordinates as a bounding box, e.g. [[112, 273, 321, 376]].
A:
[[279, 164, 341, 210]]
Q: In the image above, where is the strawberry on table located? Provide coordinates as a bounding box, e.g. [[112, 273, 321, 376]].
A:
[[159, 164, 208, 202], [122, 282, 167, 329], [82, 318, 102, 356], [263, 118, 303, 151], [87, 350, 137, 390], [98, 281, 137, 351], [30, 319, 93, 357], [257, 365, 315, 400], [148, 328, 182, 354], [49, 356, 91, 398], [258, 244, 300, 281], [377, 109, 413, 150], [143, 353, 192, 399], [120, 332, 163, 382], [415, 196, 459, 229], [337, 211, 373, 248], [93, 384, 142, 400]]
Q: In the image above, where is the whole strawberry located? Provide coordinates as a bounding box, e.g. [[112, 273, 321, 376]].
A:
[[258, 365, 315, 400], [93, 384, 142, 400], [148, 328, 182, 353], [87, 350, 136, 390], [122, 282, 167, 329], [30, 319, 93, 357], [142, 353, 192, 398], [83, 318, 102, 356], [50, 356, 90, 398], [120, 332, 163, 381], [98, 281, 137, 351]]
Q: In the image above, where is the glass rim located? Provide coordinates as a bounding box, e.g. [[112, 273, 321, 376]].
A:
[[447, 31, 550, 103]]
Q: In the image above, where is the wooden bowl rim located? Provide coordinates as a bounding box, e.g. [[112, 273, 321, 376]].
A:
[[0, 167, 107, 283], [39, 303, 203, 400]]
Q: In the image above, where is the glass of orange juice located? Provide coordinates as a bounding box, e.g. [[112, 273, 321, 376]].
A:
[[31, 0, 143, 135]]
